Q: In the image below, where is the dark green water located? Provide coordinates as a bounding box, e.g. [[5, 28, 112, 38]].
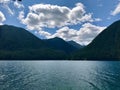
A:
[[0, 61, 120, 90]]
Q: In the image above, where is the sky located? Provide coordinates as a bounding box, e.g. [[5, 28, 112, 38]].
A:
[[0, 0, 120, 45]]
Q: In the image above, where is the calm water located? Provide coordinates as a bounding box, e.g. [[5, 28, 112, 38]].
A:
[[0, 61, 120, 90]]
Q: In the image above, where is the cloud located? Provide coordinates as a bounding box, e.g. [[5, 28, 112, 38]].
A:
[[18, 11, 24, 20], [0, 0, 24, 15], [18, 11, 52, 38], [111, 3, 120, 16], [0, 0, 10, 3], [20, 3, 94, 30], [0, 1, 14, 15], [0, 0, 14, 15], [18, 3, 105, 45], [4, 5, 14, 15], [48, 23, 106, 45], [47, 26, 78, 41], [0, 11, 6, 24], [94, 18, 102, 21], [38, 30, 51, 38], [76, 23, 106, 45], [14, 1, 24, 9]]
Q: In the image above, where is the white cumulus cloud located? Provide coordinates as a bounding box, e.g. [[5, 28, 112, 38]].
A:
[[20, 3, 94, 30], [111, 3, 120, 16], [14, 1, 24, 9], [18, 3, 105, 45], [48, 23, 106, 45], [18, 11, 24, 20], [0, 11, 6, 24]]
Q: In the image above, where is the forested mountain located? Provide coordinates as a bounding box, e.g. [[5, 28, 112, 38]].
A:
[[0, 25, 66, 60]]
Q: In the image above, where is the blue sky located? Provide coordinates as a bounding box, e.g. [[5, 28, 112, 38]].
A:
[[0, 0, 120, 45]]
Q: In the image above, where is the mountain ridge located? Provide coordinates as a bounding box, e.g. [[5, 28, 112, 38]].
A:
[[0, 25, 67, 60]]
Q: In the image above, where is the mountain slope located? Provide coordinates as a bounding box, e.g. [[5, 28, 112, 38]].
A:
[[72, 20, 120, 60], [67, 41, 84, 49], [0, 25, 46, 50], [43, 37, 78, 53], [0, 25, 66, 60]]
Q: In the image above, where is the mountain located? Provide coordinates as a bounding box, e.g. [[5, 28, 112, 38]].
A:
[[43, 37, 78, 53], [2, 19, 120, 60], [67, 41, 84, 49], [0, 25, 66, 60], [72, 20, 120, 60], [0, 25, 46, 50]]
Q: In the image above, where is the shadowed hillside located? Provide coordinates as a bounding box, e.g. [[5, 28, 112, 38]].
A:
[[0, 25, 66, 60]]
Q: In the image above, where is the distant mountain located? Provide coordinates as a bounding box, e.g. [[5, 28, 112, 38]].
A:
[[0, 25, 66, 60], [72, 20, 120, 60], [43, 37, 78, 53], [67, 41, 84, 49]]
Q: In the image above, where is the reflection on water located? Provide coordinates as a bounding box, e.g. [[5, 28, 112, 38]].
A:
[[0, 61, 120, 90]]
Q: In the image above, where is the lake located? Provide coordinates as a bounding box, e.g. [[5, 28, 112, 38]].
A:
[[0, 61, 120, 90]]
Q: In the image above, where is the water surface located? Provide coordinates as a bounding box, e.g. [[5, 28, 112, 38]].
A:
[[0, 61, 120, 90]]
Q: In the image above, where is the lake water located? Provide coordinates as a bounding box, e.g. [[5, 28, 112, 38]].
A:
[[0, 61, 120, 90]]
